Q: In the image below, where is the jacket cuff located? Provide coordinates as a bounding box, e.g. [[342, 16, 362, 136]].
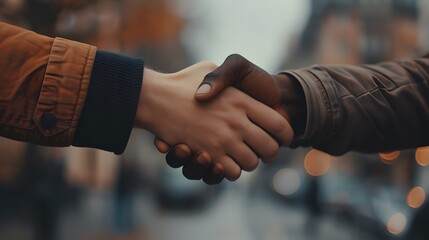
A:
[[34, 37, 97, 146], [283, 66, 341, 148], [72, 50, 144, 154]]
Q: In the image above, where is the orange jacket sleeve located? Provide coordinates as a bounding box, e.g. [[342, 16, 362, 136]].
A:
[[0, 22, 97, 147]]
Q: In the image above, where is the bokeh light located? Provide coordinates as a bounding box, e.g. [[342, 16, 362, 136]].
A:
[[407, 186, 425, 209], [379, 151, 400, 162], [387, 213, 407, 235], [415, 146, 429, 166], [273, 168, 301, 196], [304, 149, 331, 177]]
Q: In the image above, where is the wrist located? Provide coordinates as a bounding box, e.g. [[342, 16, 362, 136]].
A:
[[274, 74, 307, 136], [134, 68, 168, 130]]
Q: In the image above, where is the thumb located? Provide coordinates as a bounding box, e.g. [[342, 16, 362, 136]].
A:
[[195, 54, 251, 102]]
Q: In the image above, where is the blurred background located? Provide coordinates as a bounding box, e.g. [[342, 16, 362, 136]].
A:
[[1, 0, 429, 239]]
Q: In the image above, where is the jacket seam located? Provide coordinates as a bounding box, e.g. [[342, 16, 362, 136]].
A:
[[67, 45, 91, 138], [341, 81, 428, 101]]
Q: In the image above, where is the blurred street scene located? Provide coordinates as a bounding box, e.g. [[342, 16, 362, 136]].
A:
[[1, 0, 429, 239]]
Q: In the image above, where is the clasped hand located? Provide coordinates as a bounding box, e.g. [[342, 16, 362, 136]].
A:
[[136, 55, 303, 184]]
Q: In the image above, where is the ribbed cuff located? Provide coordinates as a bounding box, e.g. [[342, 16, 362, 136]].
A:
[[72, 50, 144, 154]]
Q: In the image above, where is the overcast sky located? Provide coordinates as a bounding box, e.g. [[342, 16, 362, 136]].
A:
[[175, 0, 310, 72]]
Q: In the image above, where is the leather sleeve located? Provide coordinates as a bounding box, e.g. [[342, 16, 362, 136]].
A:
[[0, 22, 97, 146], [285, 54, 429, 155]]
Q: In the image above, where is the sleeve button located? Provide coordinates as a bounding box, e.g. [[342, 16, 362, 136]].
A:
[[41, 113, 57, 130]]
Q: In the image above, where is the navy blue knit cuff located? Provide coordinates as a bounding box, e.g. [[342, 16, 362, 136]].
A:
[[72, 50, 144, 154]]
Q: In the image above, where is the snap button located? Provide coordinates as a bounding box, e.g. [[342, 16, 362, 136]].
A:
[[41, 113, 57, 130]]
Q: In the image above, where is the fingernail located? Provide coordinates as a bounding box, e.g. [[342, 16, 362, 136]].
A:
[[196, 83, 212, 95], [212, 164, 223, 175], [196, 153, 210, 166], [174, 146, 188, 159]]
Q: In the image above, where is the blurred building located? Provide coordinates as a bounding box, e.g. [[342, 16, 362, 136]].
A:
[[284, 0, 421, 68]]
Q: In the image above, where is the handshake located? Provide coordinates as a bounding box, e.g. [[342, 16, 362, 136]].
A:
[[135, 54, 307, 184]]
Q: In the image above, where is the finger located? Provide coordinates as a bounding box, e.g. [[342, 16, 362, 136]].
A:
[[262, 156, 277, 164], [216, 155, 241, 181], [246, 98, 294, 146], [242, 121, 280, 159], [182, 152, 212, 180], [226, 143, 259, 172], [203, 163, 225, 185], [165, 144, 192, 168], [195, 150, 213, 166], [195, 54, 251, 101], [154, 137, 171, 153]]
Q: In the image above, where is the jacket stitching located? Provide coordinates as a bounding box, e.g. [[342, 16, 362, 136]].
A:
[[67, 45, 91, 139]]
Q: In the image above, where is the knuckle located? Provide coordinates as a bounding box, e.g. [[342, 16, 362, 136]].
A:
[[216, 127, 239, 146], [200, 61, 218, 70], [208, 138, 225, 154], [219, 92, 244, 109], [226, 53, 244, 62], [210, 127, 227, 141], [215, 132, 231, 147], [166, 154, 186, 169], [204, 179, 222, 185], [230, 96, 247, 109], [226, 54, 248, 68], [226, 117, 243, 132], [184, 174, 201, 180], [183, 172, 193, 180], [182, 167, 201, 180]]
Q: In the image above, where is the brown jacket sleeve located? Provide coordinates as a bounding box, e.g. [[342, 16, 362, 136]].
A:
[[0, 22, 97, 146], [285, 54, 429, 155]]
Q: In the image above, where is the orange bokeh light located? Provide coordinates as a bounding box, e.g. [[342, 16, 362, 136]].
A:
[[379, 151, 400, 162], [304, 149, 331, 177], [415, 147, 429, 166], [407, 186, 425, 209]]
